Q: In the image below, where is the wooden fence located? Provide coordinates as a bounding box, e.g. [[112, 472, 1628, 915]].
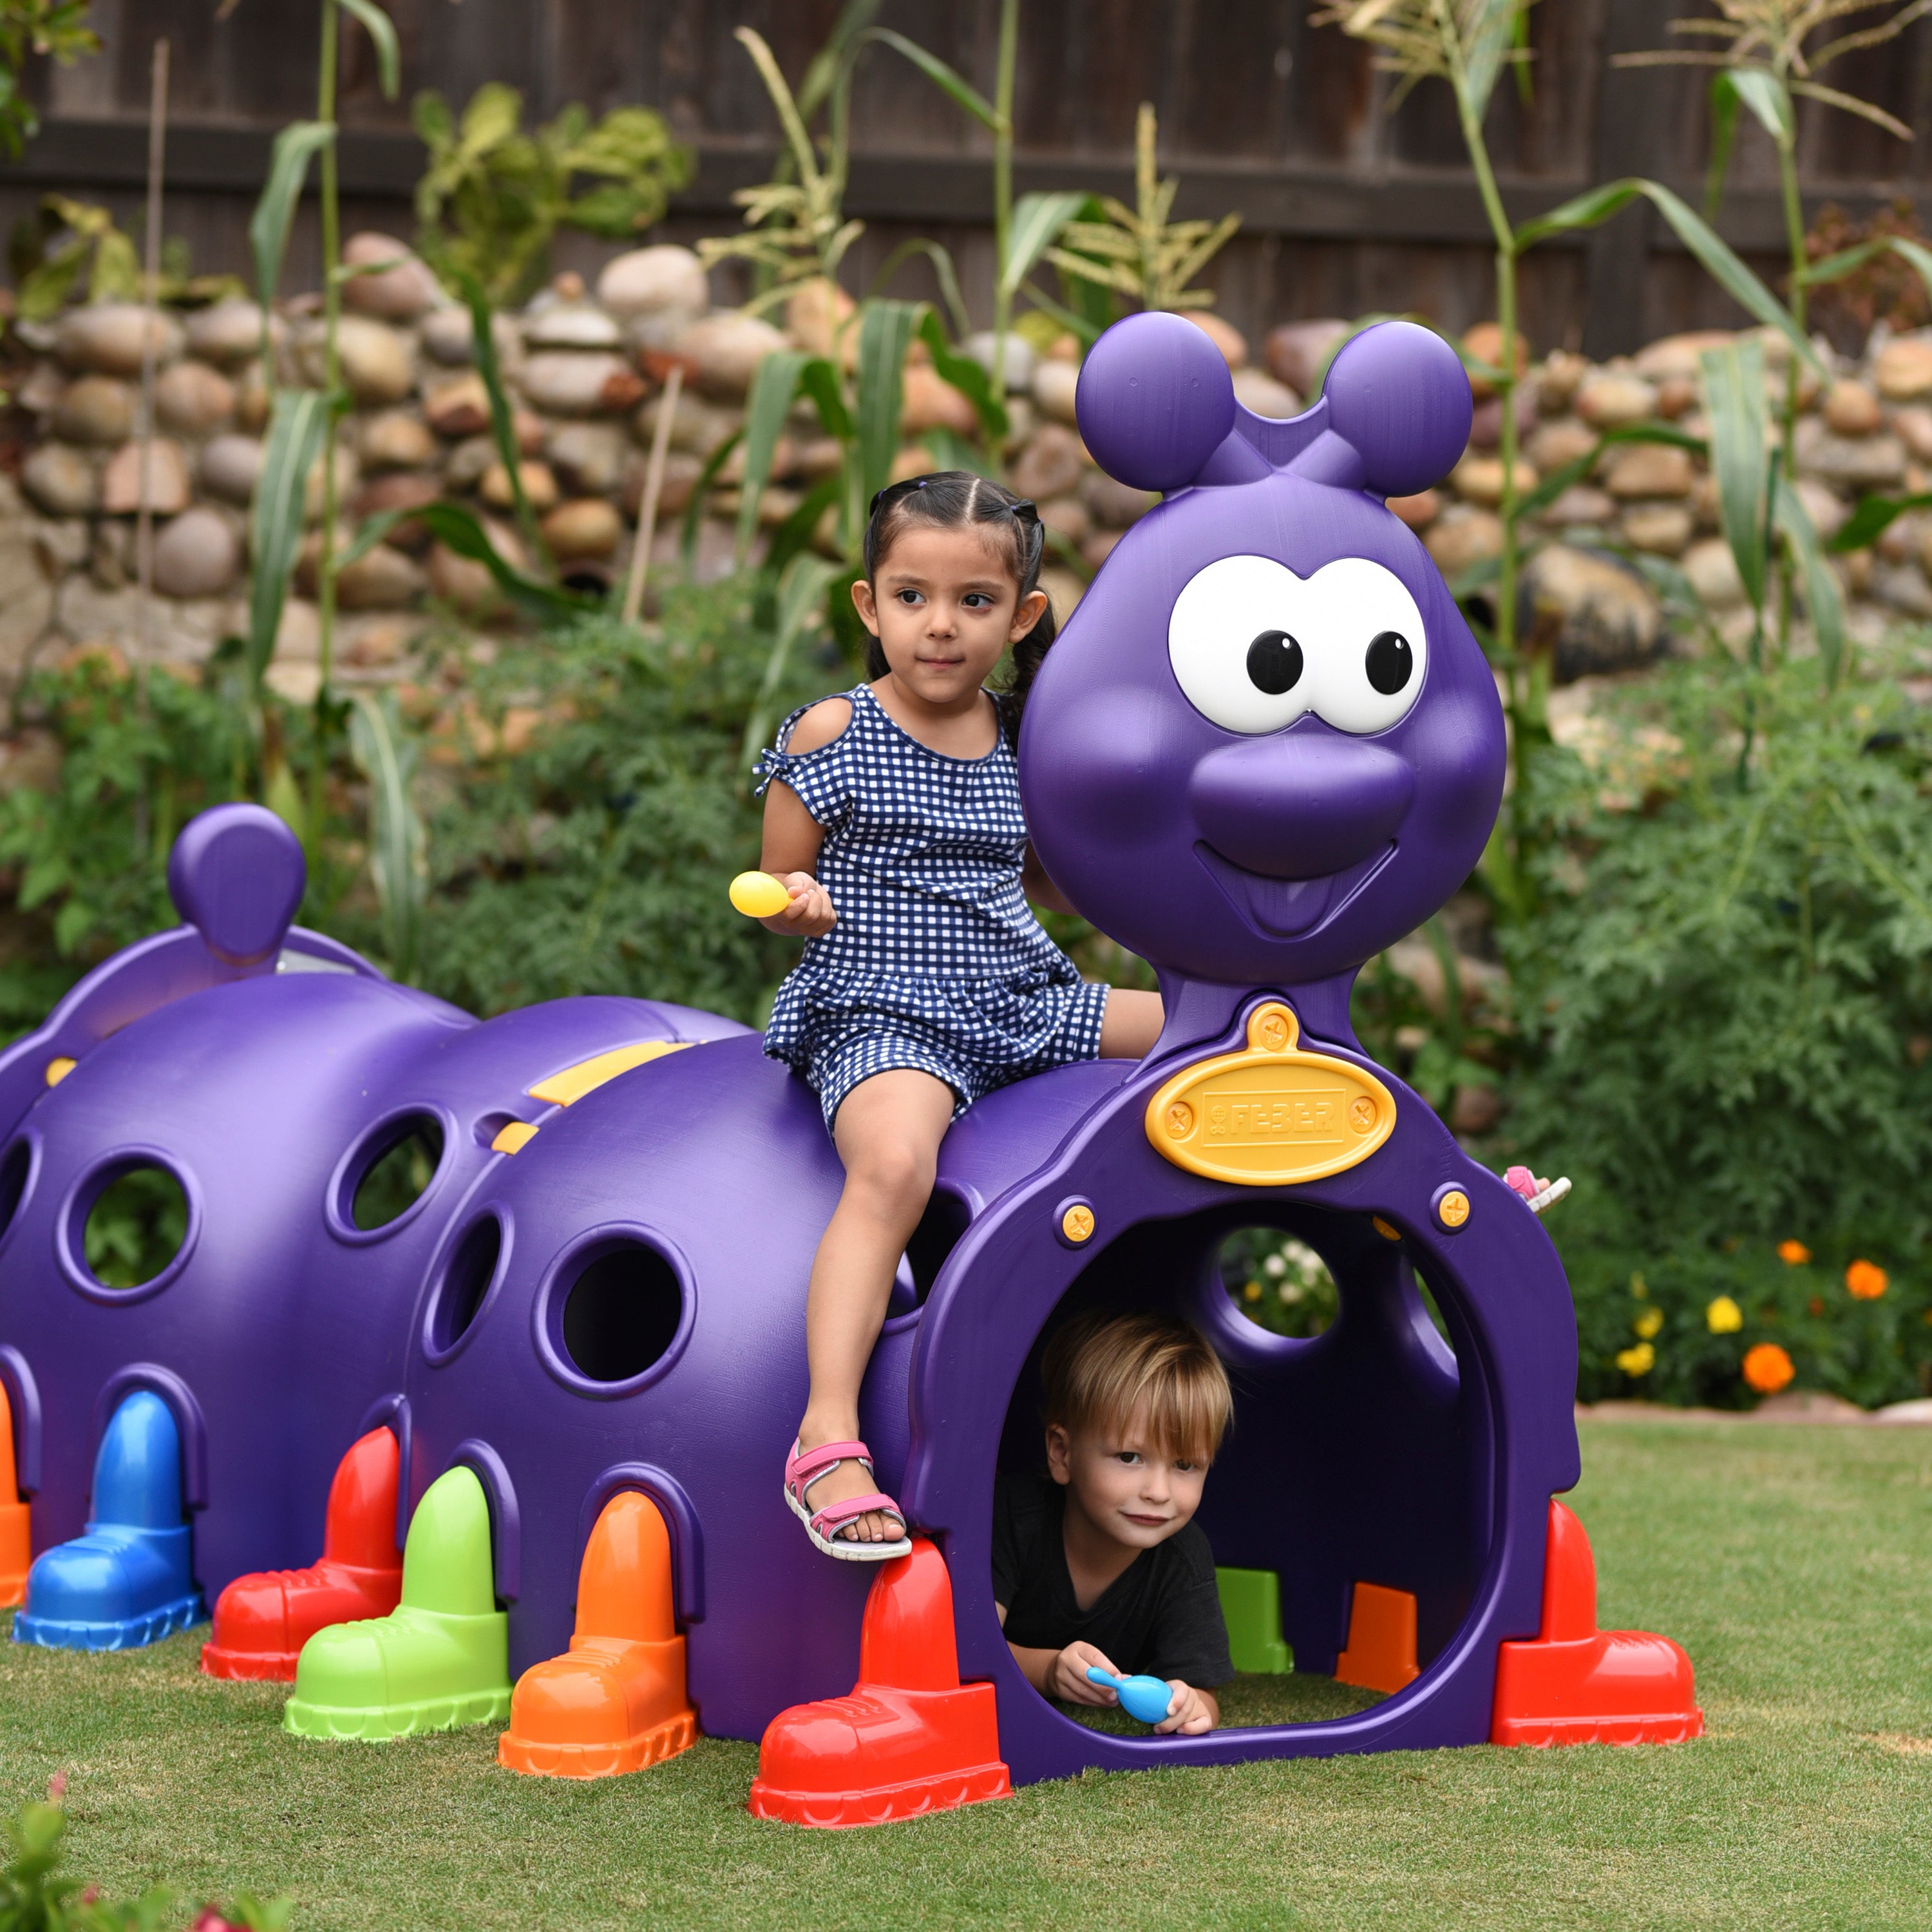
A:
[[5, 0, 1932, 355]]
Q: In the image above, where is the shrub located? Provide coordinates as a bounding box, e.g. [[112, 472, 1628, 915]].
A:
[[1497, 652, 1932, 1406]]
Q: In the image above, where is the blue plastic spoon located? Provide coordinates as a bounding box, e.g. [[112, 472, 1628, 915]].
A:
[[1085, 1665, 1173, 1724]]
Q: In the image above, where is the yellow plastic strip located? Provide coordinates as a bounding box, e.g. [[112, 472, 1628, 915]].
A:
[[526, 1041, 689, 1107], [491, 1121, 540, 1155], [44, 1057, 75, 1088]]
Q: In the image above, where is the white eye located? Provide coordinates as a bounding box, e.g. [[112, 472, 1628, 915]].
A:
[[1166, 555, 1312, 735], [1167, 554, 1428, 737], [1300, 558, 1427, 735]]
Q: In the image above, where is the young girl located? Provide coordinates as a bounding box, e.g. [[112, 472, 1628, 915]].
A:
[[754, 472, 1164, 1559]]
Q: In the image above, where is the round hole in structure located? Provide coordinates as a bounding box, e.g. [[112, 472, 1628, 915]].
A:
[[350, 1115, 444, 1232], [1220, 1226, 1338, 1340], [560, 1242, 683, 1384], [0, 1139, 29, 1244], [430, 1214, 503, 1357], [83, 1164, 189, 1291]]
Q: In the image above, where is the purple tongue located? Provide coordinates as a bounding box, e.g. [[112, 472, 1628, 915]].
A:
[[1237, 871, 1335, 936]]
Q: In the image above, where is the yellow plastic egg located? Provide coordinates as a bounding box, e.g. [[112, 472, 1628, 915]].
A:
[[729, 871, 792, 918]]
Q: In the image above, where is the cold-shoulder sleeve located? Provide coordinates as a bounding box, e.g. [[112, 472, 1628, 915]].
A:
[[752, 697, 857, 829]]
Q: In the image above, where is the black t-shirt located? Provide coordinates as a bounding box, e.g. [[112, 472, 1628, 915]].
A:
[[990, 1471, 1234, 1688]]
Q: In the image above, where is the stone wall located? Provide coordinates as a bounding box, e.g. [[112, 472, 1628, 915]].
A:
[[5, 233, 1929, 712]]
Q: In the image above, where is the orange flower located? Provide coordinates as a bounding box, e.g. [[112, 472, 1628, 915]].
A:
[[1777, 1240, 1811, 1265], [1743, 1342, 1795, 1394], [1846, 1260, 1888, 1300]]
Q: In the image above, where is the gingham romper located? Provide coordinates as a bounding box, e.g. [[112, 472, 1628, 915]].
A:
[[754, 682, 1109, 1130]]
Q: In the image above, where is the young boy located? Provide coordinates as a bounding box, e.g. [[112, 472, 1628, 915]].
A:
[[993, 1311, 1234, 1736]]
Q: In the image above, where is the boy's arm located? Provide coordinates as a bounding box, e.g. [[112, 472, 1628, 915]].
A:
[[997, 1604, 1119, 1706]]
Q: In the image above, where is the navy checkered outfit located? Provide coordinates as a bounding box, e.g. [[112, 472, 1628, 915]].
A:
[[754, 683, 1108, 1130]]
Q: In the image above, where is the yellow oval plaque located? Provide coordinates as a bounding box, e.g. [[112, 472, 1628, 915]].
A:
[[1144, 1001, 1396, 1188]]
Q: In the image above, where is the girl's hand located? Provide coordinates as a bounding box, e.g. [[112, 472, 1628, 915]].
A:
[[1153, 1681, 1217, 1736], [763, 871, 835, 939], [1048, 1642, 1123, 1706]]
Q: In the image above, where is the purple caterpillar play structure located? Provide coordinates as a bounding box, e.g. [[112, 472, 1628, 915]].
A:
[[0, 313, 1701, 1826]]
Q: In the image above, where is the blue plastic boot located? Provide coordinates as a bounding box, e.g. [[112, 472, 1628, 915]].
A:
[[12, 1390, 203, 1650]]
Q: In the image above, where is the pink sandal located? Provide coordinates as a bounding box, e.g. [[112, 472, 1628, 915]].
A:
[[784, 1439, 912, 1562]]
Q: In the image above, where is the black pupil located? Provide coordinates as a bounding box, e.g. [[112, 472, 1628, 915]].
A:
[[1246, 630, 1303, 696], [1366, 630, 1413, 696]]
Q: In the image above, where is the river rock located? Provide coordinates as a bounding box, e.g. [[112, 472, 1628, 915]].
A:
[[1795, 416, 1907, 489], [22, 444, 98, 522], [1537, 484, 1615, 527], [151, 508, 240, 598], [1231, 367, 1301, 419], [1823, 379, 1883, 437], [302, 447, 359, 524], [350, 471, 442, 551], [1184, 310, 1247, 370], [199, 434, 263, 506], [419, 306, 523, 369], [336, 317, 416, 406], [336, 543, 428, 611], [52, 376, 135, 446], [187, 299, 270, 366], [1011, 424, 1088, 502], [1633, 330, 1737, 383], [361, 410, 439, 472], [1575, 372, 1658, 429], [444, 436, 497, 494], [542, 497, 623, 561], [56, 303, 182, 377], [900, 363, 980, 437], [428, 520, 525, 614], [1620, 503, 1694, 555], [524, 302, 623, 351], [1526, 417, 1597, 473], [1081, 471, 1157, 529], [1386, 489, 1439, 529], [481, 460, 560, 515], [516, 350, 644, 416], [963, 330, 1034, 394], [1461, 322, 1528, 400], [672, 313, 789, 400], [1794, 477, 1846, 541], [1891, 404, 1932, 462], [1449, 455, 1535, 507], [155, 361, 236, 438], [1682, 536, 1745, 609], [1521, 544, 1663, 681], [1264, 319, 1349, 396], [342, 232, 441, 322], [1425, 506, 1504, 578], [546, 422, 626, 497], [1030, 359, 1080, 425], [621, 451, 703, 520], [598, 245, 709, 319], [425, 373, 491, 439], [1604, 443, 1695, 499], [1875, 336, 1932, 402], [233, 364, 270, 435], [101, 439, 190, 515], [784, 277, 856, 360]]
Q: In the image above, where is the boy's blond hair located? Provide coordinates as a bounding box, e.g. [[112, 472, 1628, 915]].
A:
[[1041, 1312, 1232, 1466]]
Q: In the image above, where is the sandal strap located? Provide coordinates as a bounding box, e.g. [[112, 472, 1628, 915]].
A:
[[787, 1438, 875, 1506], [810, 1492, 907, 1539]]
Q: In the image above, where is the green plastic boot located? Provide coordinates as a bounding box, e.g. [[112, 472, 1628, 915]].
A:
[[284, 1465, 511, 1741]]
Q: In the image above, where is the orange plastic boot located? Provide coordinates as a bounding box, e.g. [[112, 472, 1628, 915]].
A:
[[498, 1490, 697, 1777], [0, 1384, 31, 1609], [200, 1427, 403, 1681], [1490, 1498, 1704, 1746], [1335, 1581, 1420, 1695], [748, 1537, 1010, 1829]]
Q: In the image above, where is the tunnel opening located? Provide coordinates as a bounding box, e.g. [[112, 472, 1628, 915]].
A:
[[554, 1242, 685, 1388], [79, 1162, 191, 1292], [345, 1114, 445, 1233], [428, 1213, 504, 1358], [992, 1198, 1486, 1738], [0, 1139, 30, 1247]]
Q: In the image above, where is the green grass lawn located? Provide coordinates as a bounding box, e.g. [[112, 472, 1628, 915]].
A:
[[2, 1418, 1929, 1931]]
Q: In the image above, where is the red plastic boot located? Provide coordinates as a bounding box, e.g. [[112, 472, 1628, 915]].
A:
[[201, 1427, 404, 1681], [748, 1538, 1010, 1828], [1490, 1497, 1704, 1746], [0, 1383, 31, 1609]]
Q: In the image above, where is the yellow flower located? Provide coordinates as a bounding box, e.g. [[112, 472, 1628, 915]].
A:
[[1845, 1259, 1888, 1301], [1777, 1240, 1811, 1265], [1615, 1342, 1656, 1377], [1243, 1280, 1262, 1302], [1706, 1296, 1743, 1335], [1630, 1273, 1649, 1300], [1634, 1307, 1664, 1340]]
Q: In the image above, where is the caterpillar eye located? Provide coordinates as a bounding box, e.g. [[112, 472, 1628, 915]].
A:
[[1246, 631, 1303, 696], [1365, 631, 1413, 696]]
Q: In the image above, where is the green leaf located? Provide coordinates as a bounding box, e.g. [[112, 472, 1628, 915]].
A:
[[764, 471, 843, 580], [1826, 489, 1932, 554], [1513, 421, 1706, 522], [797, 359, 854, 442], [1515, 177, 1823, 377], [247, 388, 331, 690], [921, 423, 1002, 480], [917, 307, 1008, 446], [855, 299, 921, 509], [335, 0, 401, 100], [348, 690, 426, 980], [1774, 472, 1846, 690], [1705, 67, 1793, 222], [1001, 191, 1085, 299], [682, 428, 745, 572], [1457, 0, 1528, 126], [737, 348, 811, 564], [410, 501, 594, 620], [251, 120, 334, 317], [741, 551, 842, 773], [452, 267, 544, 564], [861, 26, 999, 128], [1700, 337, 1771, 612]]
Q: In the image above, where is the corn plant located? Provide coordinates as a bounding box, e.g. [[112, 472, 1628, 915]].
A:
[[0, 0, 95, 159]]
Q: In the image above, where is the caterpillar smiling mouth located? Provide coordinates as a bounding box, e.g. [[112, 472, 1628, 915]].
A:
[[1193, 842, 1399, 940]]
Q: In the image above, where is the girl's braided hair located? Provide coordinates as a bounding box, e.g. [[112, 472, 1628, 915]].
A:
[[862, 470, 1056, 737]]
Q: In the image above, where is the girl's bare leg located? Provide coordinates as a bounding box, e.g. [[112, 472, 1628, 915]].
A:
[[797, 1068, 957, 1544], [1101, 988, 1163, 1059]]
